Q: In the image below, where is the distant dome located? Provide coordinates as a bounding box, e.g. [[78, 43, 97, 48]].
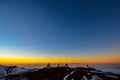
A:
[[84, 65, 89, 68]]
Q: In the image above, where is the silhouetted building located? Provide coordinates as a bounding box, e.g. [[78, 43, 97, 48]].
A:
[[84, 65, 89, 68], [65, 64, 69, 67], [57, 64, 60, 67], [46, 63, 51, 69]]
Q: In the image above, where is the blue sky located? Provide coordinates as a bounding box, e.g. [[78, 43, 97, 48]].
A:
[[0, 0, 120, 58]]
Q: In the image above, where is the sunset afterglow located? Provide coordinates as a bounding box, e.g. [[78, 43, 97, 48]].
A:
[[0, 51, 120, 64], [0, 0, 120, 65]]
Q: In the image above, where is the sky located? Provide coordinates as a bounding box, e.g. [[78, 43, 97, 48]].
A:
[[0, 0, 120, 64]]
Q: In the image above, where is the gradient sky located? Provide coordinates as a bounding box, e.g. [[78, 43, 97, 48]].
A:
[[0, 0, 120, 64]]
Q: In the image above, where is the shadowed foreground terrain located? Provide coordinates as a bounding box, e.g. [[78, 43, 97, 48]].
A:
[[1, 66, 120, 80]]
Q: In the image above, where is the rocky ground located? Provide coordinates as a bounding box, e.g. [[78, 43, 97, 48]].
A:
[[1, 66, 120, 80]]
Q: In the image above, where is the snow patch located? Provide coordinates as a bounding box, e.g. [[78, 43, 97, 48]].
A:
[[63, 71, 75, 80]]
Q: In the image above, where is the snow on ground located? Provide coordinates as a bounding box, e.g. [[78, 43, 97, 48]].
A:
[[9, 66, 28, 75], [82, 75, 102, 80], [0, 65, 30, 79], [105, 74, 119, 78], [0, 65, 8, 78], [63, 71, 75, 80]]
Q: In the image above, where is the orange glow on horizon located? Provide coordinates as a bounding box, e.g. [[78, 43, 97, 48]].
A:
[[0, 56, 120, 65], [0, 52, 120, 64]]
